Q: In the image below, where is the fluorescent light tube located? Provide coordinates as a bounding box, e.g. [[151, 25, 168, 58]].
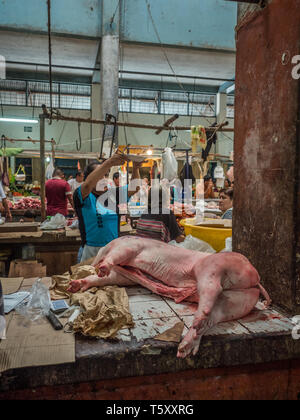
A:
[[0, 118, 39, 124]]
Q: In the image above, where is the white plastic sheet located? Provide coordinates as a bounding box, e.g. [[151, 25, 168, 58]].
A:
[[169, 234, 215, 254], [40, 213, 67, 230], [0, 315, 5, 340]]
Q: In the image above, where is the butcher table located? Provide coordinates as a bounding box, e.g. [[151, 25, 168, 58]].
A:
[[0, 276, 300, 400]]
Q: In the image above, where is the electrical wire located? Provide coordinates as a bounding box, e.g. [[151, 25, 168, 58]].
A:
[[119, 42, 129, 148], [144, 0, 218, 128], [0, 90, 4, 118], [76, 121, 82, 151], [110, 0, 121, 27], [47, 0, 53, 115]]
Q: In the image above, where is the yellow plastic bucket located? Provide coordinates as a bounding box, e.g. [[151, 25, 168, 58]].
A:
[[180, 218, 232, 252]]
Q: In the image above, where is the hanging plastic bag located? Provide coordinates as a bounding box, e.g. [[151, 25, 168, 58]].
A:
[[169, 234, 215, 253], [16, 279, 51, 322], [162, 147, 178, 181], [214, 162, 225, 188], [40, 213, 67, 230], [45, 157, 55, 180], [14, 164, 26, 182], [220, 237, 232, 253]]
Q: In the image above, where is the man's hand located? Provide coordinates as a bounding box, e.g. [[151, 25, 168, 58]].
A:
[[108, 153, 128, 167]]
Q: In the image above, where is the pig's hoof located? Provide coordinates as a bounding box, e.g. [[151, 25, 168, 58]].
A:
[[67, 280, 82, 293], [177, 328, 199, 358]]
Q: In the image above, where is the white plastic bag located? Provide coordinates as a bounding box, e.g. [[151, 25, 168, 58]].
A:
[[16, 279, 51, 322], [220, 237, 232, 253], [45, 157, 55, 180], [0, 316, 5, 339], [169, 234, 215, 253], [162, 148, 178, 181], [40, 213, 67, 230]]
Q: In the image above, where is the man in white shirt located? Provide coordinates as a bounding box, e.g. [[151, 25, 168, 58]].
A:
[[68, 171, 84, 193], [0, 181, 12, 221]]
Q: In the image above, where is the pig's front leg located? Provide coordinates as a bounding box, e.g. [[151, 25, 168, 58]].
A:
[[67, 270, 135, 293], [67, 275, 102, 293]]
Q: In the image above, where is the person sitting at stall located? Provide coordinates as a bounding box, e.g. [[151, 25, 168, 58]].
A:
[[20, 210, 36, 223], [74, 154, 142, 262], [204, 176, 216, 199], [68, 171, 84, 193], [45, 168, 74, 217], [0, 180, 12, 222], [131, 177, 149, 206], [136, 186, 185, 243], [219, 188, 233, 220], [224, 178, 231, 189]]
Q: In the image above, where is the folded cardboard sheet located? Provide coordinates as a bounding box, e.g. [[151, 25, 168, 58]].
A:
[[0, 277, 75, 374]]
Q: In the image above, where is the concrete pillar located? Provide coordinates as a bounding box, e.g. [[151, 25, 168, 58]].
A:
[[100, 0, 120, 151], [216, 92, 227, 155], [91, 83, 101, 151]]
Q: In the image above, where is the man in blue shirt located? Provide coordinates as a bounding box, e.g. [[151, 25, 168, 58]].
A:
[[74, 153, 142, 262]]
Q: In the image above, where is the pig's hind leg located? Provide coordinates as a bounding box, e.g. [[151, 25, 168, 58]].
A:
[[177, 269, 223, 358], [177, 252, 261, 358], [177, 288, 260, 358], [191, 252, 260, 333]]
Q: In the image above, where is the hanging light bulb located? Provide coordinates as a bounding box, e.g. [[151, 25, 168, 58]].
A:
[[147, 149, 153, 156]]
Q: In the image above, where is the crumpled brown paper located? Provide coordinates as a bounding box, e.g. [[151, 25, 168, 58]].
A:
[[50, 265, 134, 339], [70, 286, 134, 339], [50, 265, 97, 300]]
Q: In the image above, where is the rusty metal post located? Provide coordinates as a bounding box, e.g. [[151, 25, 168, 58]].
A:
[[39, 114, 46, 221], [233, 0, 300, 313]]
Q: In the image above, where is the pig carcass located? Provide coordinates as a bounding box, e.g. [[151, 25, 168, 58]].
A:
[[68, 236, 271, 358]]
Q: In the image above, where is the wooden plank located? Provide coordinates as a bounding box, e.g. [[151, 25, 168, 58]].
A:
[[130, 317, 183, 342], [9, 260, 46, 278], [36, 251, 78, 276], [0, 222, 40, 233], [65, 228, 81, 238], [0, 232, 43, 240], [238, 309, 294, 335]]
